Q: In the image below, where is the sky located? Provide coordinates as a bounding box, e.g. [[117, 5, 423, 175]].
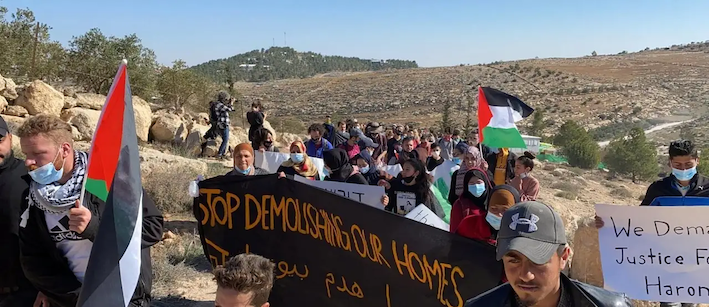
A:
[[4, 0, 709, 67]]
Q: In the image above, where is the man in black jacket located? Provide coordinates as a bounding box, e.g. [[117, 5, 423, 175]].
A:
[[16, 115, 164, 307], [466, 201, 631, 307], [0, 117, 37, 306]]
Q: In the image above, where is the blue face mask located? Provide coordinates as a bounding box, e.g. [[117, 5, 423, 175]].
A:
[[236, 166, 251, 175], [672, 167, 697, 181], [291, 153, 304, 163], [452, 157, 462, 165], [28, 149, 65, 185], [360, 166, 370, 173], [485, 212, 502, 230], [322, 167, 330, 177], [468, 183, 486, 197]]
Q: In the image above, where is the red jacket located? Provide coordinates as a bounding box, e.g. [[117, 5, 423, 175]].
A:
[[450, 197, 496, 244], [450, 197, 506, 282]]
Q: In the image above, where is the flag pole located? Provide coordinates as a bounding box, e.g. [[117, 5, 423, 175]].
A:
[[78, 59, 128, 207]]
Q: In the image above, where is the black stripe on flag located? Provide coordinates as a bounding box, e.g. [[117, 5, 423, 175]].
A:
[[482, 87, 534, 118], [78, 70, 143, 307]]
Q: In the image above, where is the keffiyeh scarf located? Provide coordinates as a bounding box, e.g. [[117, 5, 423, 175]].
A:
[[29, 150, 88, 214]]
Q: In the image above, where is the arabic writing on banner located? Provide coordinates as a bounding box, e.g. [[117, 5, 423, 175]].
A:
[[254, 151, 327, 180], [194, 174, 502, 307], [595, 203, 709, 304], [293, 175, 386, 208]]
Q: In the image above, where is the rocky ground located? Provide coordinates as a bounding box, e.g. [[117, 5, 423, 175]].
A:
[[235, 48, 709, 137]]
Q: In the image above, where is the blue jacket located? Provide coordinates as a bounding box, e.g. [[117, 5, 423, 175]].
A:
[[305, 138, 333, 158]]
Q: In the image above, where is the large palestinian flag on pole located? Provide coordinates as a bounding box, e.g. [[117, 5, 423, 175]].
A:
[[78, 60, 143, 307], [477, 87, 534, 149]]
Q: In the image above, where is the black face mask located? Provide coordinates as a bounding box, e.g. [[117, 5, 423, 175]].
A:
[[264, 141, 273, 147], [402, 174, 416, 184]]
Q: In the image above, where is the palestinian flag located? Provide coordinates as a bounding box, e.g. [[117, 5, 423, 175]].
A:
[[477, 87, 534, 149], [78, 60, 143, 307]]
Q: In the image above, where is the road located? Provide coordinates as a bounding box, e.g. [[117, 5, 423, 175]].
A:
[[597, 119, 695, 147]]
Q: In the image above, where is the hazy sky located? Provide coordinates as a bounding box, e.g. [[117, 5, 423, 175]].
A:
[[5, 0, 709, 67]]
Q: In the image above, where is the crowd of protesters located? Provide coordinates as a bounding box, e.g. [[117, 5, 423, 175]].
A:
[[0, 90, 701, 307]]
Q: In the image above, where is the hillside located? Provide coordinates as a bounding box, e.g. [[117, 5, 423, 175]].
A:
[[234, 43, 709, 140], [189, 47, 418, 82]]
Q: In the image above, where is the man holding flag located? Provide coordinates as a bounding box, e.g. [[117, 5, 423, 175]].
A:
[[17, 59, 163, 307]]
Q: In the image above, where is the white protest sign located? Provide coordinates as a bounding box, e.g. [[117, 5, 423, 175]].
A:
[[596, 204, 709, 304], [380, 164, 402, 177], [293, 175, 385, 208], [394, 191, 417, 215], [255, 151, 326, 180], [405, 204, 449, 232]]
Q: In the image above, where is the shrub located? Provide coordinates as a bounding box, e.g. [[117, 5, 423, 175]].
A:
[[611, 187, 632, 198], [603, 127, 658, 182], [152, 232, 210, 290], [555, 191, 577, 200], [143, 162, 226, 214], [552, 181, 580, 193]]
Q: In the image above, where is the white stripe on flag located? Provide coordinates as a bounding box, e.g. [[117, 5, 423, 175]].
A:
[[488, 105, 523, 129], [118, 193, 143, 306]]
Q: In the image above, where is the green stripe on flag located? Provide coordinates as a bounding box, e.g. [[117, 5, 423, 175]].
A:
[[433, 178, 451, 223], [85, 177, 109, 202], [482, 126, 526, 149]]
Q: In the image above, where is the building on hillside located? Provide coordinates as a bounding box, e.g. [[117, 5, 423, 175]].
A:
[[509, 134, 541, 155]]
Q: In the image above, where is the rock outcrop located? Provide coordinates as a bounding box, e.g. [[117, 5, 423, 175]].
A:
[[75, 93, 107, 110], [0, 74, 18, 100], [0, 96, 7, 114], [4, 105, 28, 117], [568, 217, 604, 287], [151, 112, 187, 143], [15, 80, 64, 116], [61, 108, 101, 141]]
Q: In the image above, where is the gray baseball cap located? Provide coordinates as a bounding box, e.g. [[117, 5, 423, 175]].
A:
[[496, 201, 567, 265], [0, 116, 9, 137]]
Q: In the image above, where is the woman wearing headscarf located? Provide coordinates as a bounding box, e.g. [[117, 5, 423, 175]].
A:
[[453, 185, 520, 245], [323, 149, 368, 184], [449, 168, 495, 233], [277, 141, 319, 180], [226, 143, 270, 176], [354, 151, 380, 185], [447, 143, 491, 205], [380, 159, 445, 218]]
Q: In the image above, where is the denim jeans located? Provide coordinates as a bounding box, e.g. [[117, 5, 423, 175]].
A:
[[660, 303, 698, 307], [218, 127, 230, 156]]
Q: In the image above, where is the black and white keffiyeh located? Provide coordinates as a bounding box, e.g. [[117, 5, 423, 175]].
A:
[[29, 150, 88, 214]]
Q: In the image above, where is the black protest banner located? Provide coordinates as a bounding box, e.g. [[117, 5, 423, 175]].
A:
[[194, 174, 502, 307]]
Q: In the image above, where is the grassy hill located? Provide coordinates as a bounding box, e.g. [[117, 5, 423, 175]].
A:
[[231, 42, 709, 140]]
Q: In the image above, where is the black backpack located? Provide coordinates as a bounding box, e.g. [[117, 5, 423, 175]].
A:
[[209, 101, 219, 125]]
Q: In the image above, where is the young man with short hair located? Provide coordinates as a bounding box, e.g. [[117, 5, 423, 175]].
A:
[[305, 123, 333, 159], [17, 114, 164, 307], [466, 201, 631, 307], [596, 139, 705, 307], [214, 253, 276, 307]]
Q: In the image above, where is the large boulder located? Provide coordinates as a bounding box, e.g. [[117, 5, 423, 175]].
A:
[[184, 123, 210, 154], [0, 96, 7, 114], [61, 108, 101, 141], [132, 96, 152, 142], [3, 105, 28, 117], [0, 74, 18, 100], [75, 93, 106, 110], [195, 113, 209, 125], [63, 96, 77, 109], [150, 112, 187, 143], [278, 132, 302, 149], [568, 217, 604, 287], [137, 147, 208, 178], [15, 80, 64, 116]]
